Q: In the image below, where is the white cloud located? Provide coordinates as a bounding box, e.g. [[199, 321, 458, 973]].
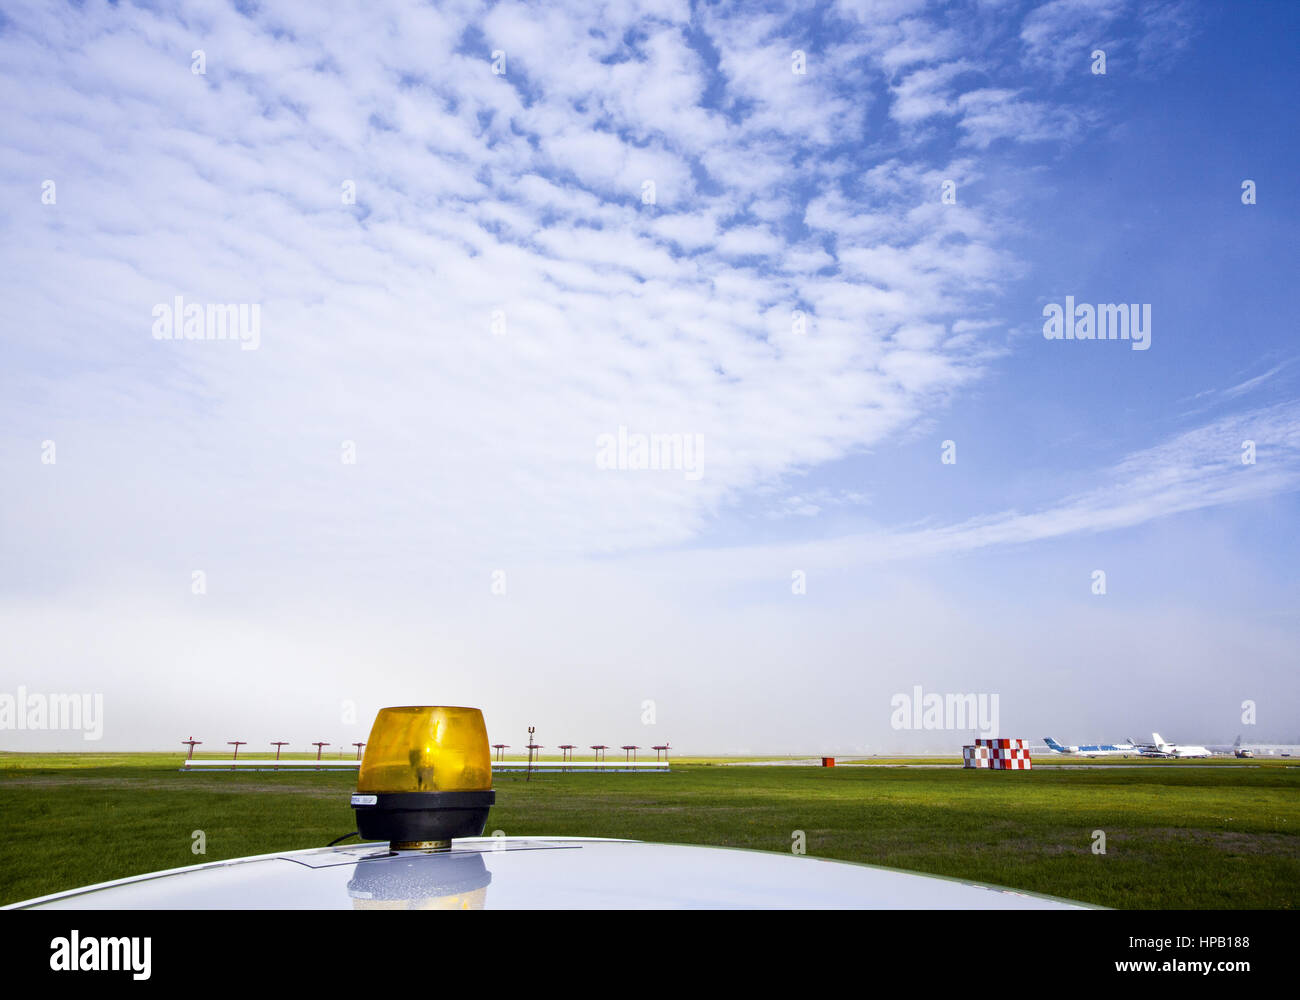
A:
[[890, 60, 973, 124], [1019, 0, 1126, 77], [685, 401, 1300, 579], [714, 224, 784, 258], [956, 88, 1087, 147]]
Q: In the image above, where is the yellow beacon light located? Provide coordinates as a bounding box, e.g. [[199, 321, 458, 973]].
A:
[[350, 706, 495, 850]]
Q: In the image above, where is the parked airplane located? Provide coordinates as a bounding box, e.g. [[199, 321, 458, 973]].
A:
[[1141, 732, 1213, 758], [1042, 737, 1139, 758]]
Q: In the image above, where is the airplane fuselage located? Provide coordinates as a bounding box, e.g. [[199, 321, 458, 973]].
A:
[[1146, 733, 1213, 758], [1144, 746, 1212, 758], [1043, 739, 1137, 757]]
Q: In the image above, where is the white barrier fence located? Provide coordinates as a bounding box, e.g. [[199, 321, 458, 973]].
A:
[[183, 760, 361, 769]]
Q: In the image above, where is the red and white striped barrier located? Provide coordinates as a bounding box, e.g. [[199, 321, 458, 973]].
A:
[[961, 747, 991, 768], [964, 739, 1032, 770]]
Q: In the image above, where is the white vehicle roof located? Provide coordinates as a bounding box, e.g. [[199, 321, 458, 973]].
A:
[[7, 837, 1090, 910]]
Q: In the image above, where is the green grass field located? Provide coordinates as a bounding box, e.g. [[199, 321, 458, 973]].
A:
[[2, 753, 1297, 908]]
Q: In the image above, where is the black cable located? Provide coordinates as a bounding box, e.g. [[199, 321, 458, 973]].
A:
[[327, 831, 359, 847]]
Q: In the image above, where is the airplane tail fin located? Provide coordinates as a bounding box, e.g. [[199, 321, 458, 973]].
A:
[[1152, 732, 1166, 747], [1043, 737, 1065, 753], [1234, 734, 1242, 748]]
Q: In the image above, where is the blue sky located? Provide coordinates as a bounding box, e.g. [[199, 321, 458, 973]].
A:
[[1, 0, 1297, 752]]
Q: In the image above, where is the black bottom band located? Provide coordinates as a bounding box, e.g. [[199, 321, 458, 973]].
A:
[[351, 790, 496, 843]]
